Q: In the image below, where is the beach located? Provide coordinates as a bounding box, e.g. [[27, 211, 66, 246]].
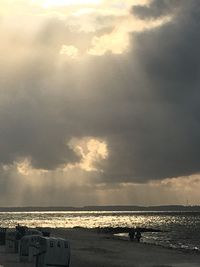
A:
[[0, 228, 200, 267]]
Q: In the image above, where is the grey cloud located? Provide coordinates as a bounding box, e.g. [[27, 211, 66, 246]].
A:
[[104, 0, 200, 182], [0, 54, 80, 169], [1, 0, 200, 187], [132, 0, 181, 19], [82, 0, 200, 182]]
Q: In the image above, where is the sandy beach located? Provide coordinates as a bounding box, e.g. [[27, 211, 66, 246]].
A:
[[0, 228, 200, 267]]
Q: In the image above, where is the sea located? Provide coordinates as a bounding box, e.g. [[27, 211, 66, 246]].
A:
[[0, 211, 200, 252]]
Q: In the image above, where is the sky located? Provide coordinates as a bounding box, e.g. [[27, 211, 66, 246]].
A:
[[0, 0, 200, 206]]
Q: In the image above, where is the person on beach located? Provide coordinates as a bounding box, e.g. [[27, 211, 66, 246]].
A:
[[135, 229, 142, 242], [128, 229, 135, 241]]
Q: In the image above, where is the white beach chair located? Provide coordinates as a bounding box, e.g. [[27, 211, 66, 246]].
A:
[[29, 235, 43, 263], [19, 235, 43, 262], [5, 230, 18, 253], [36, 237, 70, 267]]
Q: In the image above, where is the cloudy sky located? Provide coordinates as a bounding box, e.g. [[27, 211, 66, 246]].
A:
[[0, 0, 200, 206]]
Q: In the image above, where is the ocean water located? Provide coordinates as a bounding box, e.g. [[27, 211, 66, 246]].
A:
[[0, 211, 200, 252]]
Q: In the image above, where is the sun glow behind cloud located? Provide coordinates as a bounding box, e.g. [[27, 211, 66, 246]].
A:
[[88, 15, 171, 56], [60, 45, 79, 58], [2, 0, 171, 58], [42, 0, 102, 8]]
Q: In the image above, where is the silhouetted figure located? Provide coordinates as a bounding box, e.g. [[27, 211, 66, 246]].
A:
[[128, 229, 135, 241], [135, 229, 141, 242]]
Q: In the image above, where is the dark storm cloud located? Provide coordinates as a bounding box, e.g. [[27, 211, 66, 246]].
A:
[[1, 0, 200, 184], [132, 0, 181, 19], [101, 0, 200, 182]]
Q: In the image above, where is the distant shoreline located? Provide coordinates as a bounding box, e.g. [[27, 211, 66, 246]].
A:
[[0, 205, 200, 212]]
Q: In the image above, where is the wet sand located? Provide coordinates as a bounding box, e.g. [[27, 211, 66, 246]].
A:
[[1, 228, 200, 267]]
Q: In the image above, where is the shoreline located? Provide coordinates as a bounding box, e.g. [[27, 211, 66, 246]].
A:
[[1, 227, 200, 267], [113, 232, 200, 254]]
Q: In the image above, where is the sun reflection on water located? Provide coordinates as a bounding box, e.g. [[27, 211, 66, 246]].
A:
[[0, 211, 198, 230], [1, 211, 200, 250]]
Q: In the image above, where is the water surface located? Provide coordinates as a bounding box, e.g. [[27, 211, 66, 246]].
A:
[[0, 211, 199, 251]]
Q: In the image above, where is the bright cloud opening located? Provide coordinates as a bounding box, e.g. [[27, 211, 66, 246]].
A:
[[68, 137, 109, 172]]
